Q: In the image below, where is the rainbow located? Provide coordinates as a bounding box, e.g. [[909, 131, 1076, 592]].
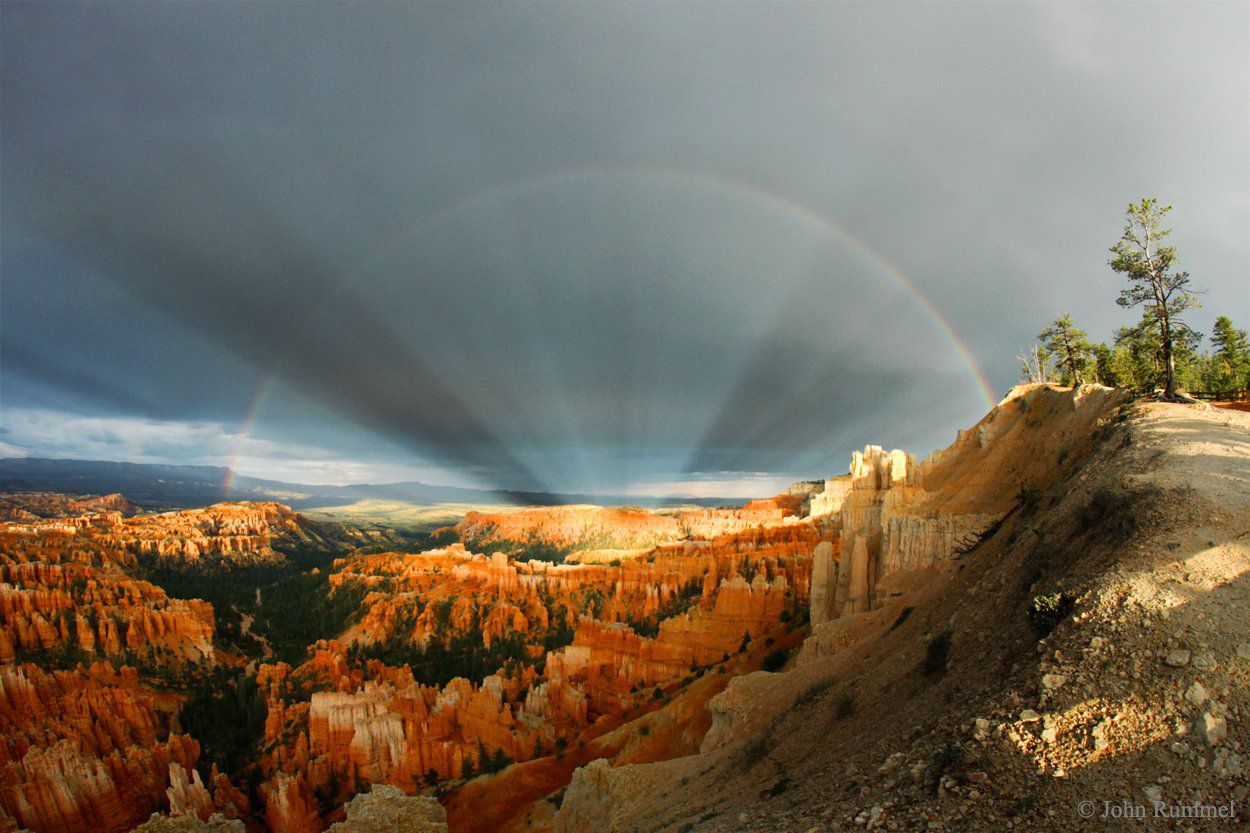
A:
[[223, 375, 274, 499], [225, 168, 997, 496], [354, 166, 997, 410]]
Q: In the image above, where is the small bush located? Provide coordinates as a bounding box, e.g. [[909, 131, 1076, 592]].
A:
[[742, 730, 771, 765], [833, 689, 857, 720], [923, 630, 953, 675], [1028, 591, 1074, 637], [761, 648, 789, 673], [795, 677, 837, 708], [1017, 483, 1042, 512], [1078, 479, 1154, 540], [762, 776, 791, 798], [1056, 444, 1071, 465], [888, 606, 915, 633], [930, 741, 964, 790]]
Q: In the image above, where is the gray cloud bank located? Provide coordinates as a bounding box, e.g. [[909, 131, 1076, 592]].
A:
[[2, 3, 1246, 493]]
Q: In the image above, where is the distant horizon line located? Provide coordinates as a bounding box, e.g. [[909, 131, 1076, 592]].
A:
[[0, 454, 779, 502]]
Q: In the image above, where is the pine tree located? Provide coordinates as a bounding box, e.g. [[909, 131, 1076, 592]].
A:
[[1211, 315, 1250, 391], [1038, 314, 1093, 385], [1090, 343, 1114, 385], [1109, 198, 1202, 397], [1114, 309, 1202, 392]]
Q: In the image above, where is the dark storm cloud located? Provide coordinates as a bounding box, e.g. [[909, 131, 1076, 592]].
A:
[[2, 2, 1247, 492], [4, 139, 548, 488]]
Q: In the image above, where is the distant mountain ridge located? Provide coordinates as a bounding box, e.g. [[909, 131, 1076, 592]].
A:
[[0, 457, 749, 510]]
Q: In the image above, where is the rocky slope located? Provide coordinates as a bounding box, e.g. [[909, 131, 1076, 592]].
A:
[[546, 386, 1249, 833]]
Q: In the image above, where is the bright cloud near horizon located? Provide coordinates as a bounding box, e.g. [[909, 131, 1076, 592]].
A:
[[2, 3, 1247, 496]]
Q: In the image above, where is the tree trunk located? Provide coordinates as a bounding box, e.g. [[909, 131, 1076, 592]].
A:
[[1160, 315, 1170, 400], [1164, 342, 1177, 396]]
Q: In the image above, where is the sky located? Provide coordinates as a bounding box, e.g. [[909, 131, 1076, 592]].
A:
[[2, 2, 1247, 497]]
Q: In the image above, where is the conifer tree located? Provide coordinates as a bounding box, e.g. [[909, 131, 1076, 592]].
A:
[[1211, 315, 1249, 391], [1038, 314, 1093, 385], [1109, 198, 1202, 397]]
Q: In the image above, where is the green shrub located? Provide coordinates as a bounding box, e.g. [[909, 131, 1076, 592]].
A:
[[923, 630, 953, 675], [929, 741, 964, 790], [761, 648, 788, 673], [833, 689, 857, 720], [1017, 483, 1042, 512], [477, 741, 513, 774], [888, 606, 915, 633], [1028, 592, 1074, 637], [1080, 482, 1138, 539], [796, 677, 836, 707]]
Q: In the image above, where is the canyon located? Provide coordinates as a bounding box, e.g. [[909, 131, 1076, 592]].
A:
[[1, 384, 1245, 833]]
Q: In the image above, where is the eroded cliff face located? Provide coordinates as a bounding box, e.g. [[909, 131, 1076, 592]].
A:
[[0, 502, 344, 668], [250, 514, 821, 833], [336, 523, 815, 653], [0, 561, 215, 665], [452, 507, 682, 552], [95, 502, 358, 569], [0, 499, 373, 833], [808, 384, 1126, 625], [0, 662, 202, 833]]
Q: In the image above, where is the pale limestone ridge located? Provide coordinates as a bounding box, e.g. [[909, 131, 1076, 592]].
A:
[[809, 384, 1125, 626], [128, 815, 243, 833], [324, 784, 448, 833], [554, 759, 624, 833]]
